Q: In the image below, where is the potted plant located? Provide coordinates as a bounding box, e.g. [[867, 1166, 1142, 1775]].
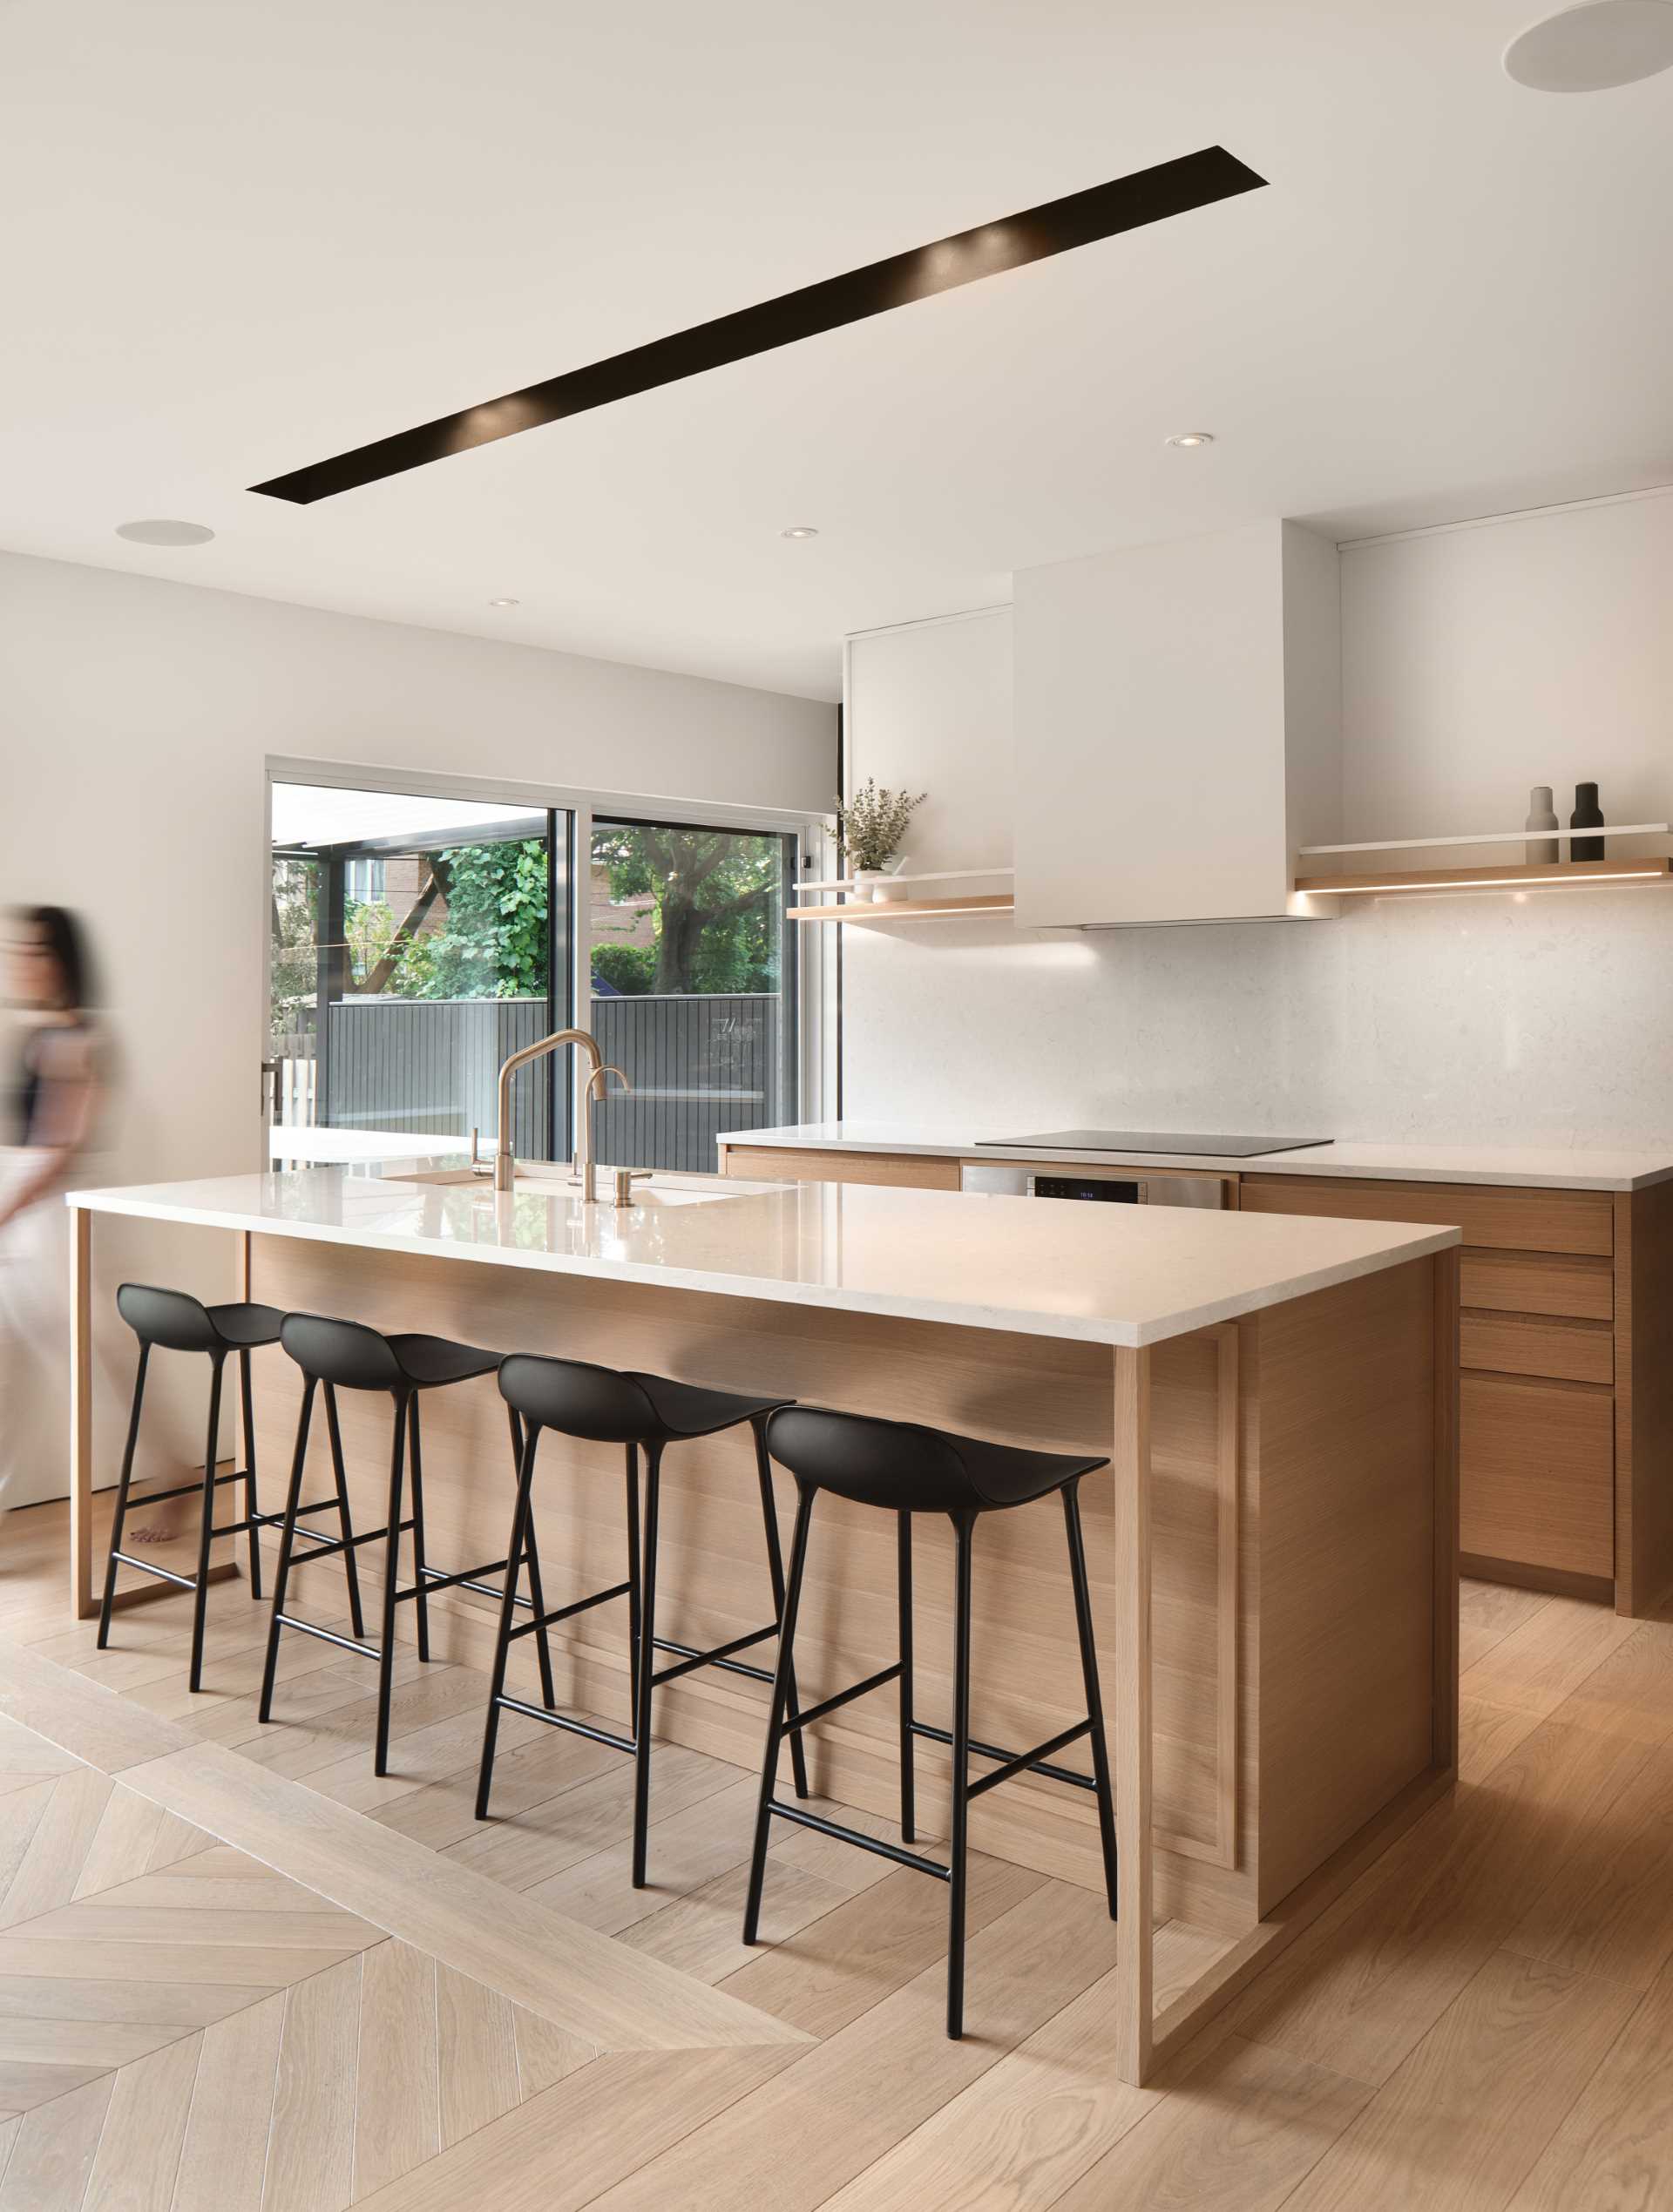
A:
[[835, 779, 927, 901]]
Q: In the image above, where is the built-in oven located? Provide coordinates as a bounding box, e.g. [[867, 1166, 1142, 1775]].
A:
[[959, 1161, 1232, 1208]]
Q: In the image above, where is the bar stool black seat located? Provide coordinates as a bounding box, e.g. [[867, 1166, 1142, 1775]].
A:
[[259, 1313, 556, 1777], [478, 1353, 809, 1886], [742, 1406, 1118, 2040], [98, 1283, 289, 1690]]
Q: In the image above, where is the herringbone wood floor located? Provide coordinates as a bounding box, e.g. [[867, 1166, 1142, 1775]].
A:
[[3, 1497, 1673, 2209]]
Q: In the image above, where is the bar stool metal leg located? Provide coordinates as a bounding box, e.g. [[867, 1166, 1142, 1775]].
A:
[[742, 1483, 816, 1944], [1063, 1478, 1120, 1918], [408, 1394, 430, 1664], [238, 1347, 262, 1601], [624, 1442, 642, 1720], [946, 1510, 976, 2040], [751, 1415, 809, 1802], [187, 1355, 227, 1693], [477, 1421, 541, 1818], [631, 1441, 663, 1888], [96, 1345, 150, 1648], [897, 1512, 916, 1843], [507, 1410, 557, 1711], [322, 1384, 366, 1639], [260, 1377, 316, 1722], [374, 1390, 410, 1777]]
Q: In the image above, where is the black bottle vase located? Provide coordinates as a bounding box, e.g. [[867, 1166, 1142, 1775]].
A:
[[1570, 781, 1605, 862]]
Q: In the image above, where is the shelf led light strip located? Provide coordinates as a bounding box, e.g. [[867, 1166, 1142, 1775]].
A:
[[1298, 861, 1673, 896]]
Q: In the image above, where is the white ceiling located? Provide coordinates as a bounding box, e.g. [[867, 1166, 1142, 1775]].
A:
[[3, 0, 1670, 702]]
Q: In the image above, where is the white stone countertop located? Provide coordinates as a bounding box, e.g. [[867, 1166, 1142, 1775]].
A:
[[68, 1163, 1458, 1350], [715, 1122, 1673, 1193]]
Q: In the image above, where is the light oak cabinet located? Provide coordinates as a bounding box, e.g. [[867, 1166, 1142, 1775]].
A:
[[1242, 1172, 1673, 1616], [723, 1143, 1673, 1617]]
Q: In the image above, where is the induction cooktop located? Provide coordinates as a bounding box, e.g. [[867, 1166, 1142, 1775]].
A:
[[975, 1130, 1331, 1159]]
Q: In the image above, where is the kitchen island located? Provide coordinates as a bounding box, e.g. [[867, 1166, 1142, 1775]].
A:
[[68, 1164, 1459, 2084]]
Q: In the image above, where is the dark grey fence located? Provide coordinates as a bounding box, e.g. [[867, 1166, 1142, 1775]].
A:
[[324, 998, 551, 1155], [320, 993, 786, 1171], [592, 994, 783, 1172]]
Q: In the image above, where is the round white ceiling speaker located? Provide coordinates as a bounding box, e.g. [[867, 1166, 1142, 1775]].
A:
[[115, 518, 216, 546], [1504, 0, 1673, 91]]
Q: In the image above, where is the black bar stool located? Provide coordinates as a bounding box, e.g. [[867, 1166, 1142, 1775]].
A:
[[259, 1314, 556, 1776], [742, 1407, 1118, 2040], [478, 1354, 809, 1886], [98, 1283, 291, 1691]]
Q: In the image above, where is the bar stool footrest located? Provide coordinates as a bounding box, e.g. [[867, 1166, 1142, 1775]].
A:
[[125, 1467, 259, 1512], [649, 1625, 781, 1689], [271, 1613, 380, 1662], [488, 1690, 636, 1756], [108, 1551, 200, 1592], [506, 1579, 631, 1640], [783, 1662, 903, 1735], [407, 1559, 514, 1602], [762, 1798, 950, 1881], [910, 1718, 1098, 1797]]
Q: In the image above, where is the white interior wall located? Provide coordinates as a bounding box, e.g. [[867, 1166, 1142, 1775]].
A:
[[0, 551, 835, 1492], [843, 489, 1673, 1145]]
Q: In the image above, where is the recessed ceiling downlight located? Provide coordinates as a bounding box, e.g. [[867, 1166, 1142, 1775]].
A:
[[780, 525, 819, 540], [1504, 0, 1673, 90], [115, 518, 215, 546], [1164, 431, 1215, 449], [487, 597, 519, 607]]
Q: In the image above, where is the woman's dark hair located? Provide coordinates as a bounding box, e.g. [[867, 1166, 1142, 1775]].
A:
[[24, 905, 98, 1011]]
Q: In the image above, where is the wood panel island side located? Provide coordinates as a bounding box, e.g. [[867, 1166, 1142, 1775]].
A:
[[68, 1166, 1460, 2084]]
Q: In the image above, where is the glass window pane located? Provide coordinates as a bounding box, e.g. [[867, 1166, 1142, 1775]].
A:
[[587, 819, 799, 1172], [268, 783, 570, 1163]]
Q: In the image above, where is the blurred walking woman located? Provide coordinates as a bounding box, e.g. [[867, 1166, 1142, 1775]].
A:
[[1, 907, 105, 1510]]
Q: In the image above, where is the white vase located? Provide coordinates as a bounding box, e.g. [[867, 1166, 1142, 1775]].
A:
[[871, 856, 911, 903], [1525, 786, 1559, 865], [851, 869, 884, 903]]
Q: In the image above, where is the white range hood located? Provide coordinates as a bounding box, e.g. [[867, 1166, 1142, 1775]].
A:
[[1012, 520, 1342, 928]]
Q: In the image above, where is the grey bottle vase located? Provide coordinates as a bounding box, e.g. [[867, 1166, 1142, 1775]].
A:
[[1524, 786, 1559, 866]]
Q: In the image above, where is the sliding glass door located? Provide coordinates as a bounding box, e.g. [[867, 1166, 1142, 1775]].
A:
[[268, 783, 572, 1163], [587, 818, 800, 1171], [268, 776, 815, 1175]]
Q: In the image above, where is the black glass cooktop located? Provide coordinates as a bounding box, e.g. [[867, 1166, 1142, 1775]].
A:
[[976, 1130, 1331, 1158]]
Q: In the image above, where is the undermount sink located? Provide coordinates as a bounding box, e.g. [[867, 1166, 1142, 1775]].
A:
[[397, 1165, 759, 1206]]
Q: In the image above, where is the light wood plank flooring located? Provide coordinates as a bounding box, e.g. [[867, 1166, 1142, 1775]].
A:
[[4, 1498, 1673, 2208]]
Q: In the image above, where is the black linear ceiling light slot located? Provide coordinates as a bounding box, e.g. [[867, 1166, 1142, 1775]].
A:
[[250, 145, 1265, 504]]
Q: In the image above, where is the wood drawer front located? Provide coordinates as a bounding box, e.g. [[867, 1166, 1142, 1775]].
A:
[[1241, 1175, 1612, 1257], [1459, 1248, 1614, 1321], [1460, 1310, 1614, 1386], [721, 1145, 961, 1192], [1460, 1372, 1615, 1578]]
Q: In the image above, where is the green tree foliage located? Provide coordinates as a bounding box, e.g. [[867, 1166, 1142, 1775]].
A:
[[593, 825, 781, 995], [591, 943, 657, 996], [393, 841, 549, 999]]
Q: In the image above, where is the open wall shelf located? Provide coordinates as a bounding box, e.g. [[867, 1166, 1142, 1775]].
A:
[[1296, 857, 1673, 896], [789, 893, 1016, 924]]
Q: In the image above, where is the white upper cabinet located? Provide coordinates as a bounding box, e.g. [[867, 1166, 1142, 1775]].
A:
[[1013, 521, 1342, 927]]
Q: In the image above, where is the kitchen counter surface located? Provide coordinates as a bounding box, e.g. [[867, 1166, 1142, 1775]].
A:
[[68, 1163, 1455, 1350], [716, 1121, 1673, 1193]]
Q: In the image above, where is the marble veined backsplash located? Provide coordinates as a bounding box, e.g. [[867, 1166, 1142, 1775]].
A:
[[840, 883, 1673, 1147]]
